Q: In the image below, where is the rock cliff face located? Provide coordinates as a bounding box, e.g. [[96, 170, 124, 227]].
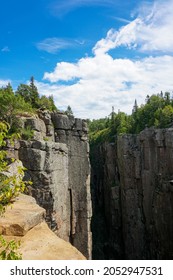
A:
[[0, 194, 86, 260], [8, 112, 92, 259], [91, 127, 173, 259]]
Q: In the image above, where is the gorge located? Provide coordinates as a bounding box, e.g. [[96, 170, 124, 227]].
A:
[[91, 127, 173, 259], [6, 112, 173, 260]]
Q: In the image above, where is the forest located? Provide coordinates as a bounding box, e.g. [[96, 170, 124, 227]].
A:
[[0, 79, 173, 144], [0, 77, 73, 137], [88, 91, 173, 145]]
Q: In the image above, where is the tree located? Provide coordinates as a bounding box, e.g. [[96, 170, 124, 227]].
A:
[[37, 95, 57, 111], [155, 105, 173, 128], [16, 77, 39, 108], [132, 99, 138, 114], [0, 86, 34, 133], [29, 76, 39, 107], [0, 122, 28, 214], [65, 105, 73, 116]]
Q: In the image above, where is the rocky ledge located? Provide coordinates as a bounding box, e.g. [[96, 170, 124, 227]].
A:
[[0, 194, 86, 260]]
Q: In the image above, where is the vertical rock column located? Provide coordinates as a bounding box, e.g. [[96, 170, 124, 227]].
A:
[[139, 128, 173, 259], [117, 134, 148, 259], [90, 142, 124, 259], [52, 113, 92, 259], [117, 128, 173, 259], [18, 140, 70, 241]]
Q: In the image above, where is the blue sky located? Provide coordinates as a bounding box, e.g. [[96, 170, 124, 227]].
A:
[[0, 0, 173, 119]]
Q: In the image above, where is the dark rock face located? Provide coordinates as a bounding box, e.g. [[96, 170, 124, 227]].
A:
[[91, 143, 124, 259], [91, 128, 173, 259], [11, 112, 92, 259]]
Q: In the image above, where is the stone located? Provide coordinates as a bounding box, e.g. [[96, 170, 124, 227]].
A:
[[25, 118, 46, 134], [16, 113, 92, 259], [82, 120, 89, 132], [0, 194, 86, 260], [20, 222, 86, 260], [52, 113, 70, 130], [75, 118, 82, 131], [91, 127, 173, 260], [0, 194, 45, 236]]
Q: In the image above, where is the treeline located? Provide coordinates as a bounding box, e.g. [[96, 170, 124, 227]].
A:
[[0, 77, 58, 133], [88, 91, 173, 145]]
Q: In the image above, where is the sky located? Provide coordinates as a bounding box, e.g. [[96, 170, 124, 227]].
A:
[[0, 0, 173, 119]]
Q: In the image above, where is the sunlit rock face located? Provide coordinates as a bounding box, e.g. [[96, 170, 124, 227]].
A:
[[10, 112, 92, 259], [0, 194, 86, 260]]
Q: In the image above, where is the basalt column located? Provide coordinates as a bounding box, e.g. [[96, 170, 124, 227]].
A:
[[51, 113, 92, 259], [17, 112, 92, 259]]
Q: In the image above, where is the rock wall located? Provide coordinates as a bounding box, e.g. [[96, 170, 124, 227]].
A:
[[91, 127, 173, 259], [91, 143, 124, 259], [9, 112, 92, 259], [0, 194, 86, 260]]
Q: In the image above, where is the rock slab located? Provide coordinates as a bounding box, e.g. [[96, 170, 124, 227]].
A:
[[0, 194, 86, 260]]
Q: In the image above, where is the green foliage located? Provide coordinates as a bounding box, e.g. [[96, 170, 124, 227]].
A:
[[130, 92, 173, 133], [0, 121, 32, 215], [20, 125, 34, 141], [16, 77, 39, 108], [154, 105, 173, 128], [64, 105, 74, 116], [36, 95, 57, 111], [16, 77, 57, 112], [89, 112, 132, 145], [0, 85, 34, 134], [0, 78, 58, 134], [90, 127, 111, 145], [43, 137, 49, 141], [89, 92, 173, 146], [0, 236, 22, 260], [0, 121, 33, 260]]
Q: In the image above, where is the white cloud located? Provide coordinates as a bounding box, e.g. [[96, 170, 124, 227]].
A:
[[0, 79, 11, 87], [50, 0, 115, 16], [41, 54, 173, 119], [41, 0, 173, 119], [36, 37, 87, 54], [93, 0, 173, 54], [36, 38, 77, 54]]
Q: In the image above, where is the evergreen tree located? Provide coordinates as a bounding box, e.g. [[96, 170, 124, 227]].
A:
[[16, 77, 39, 108], [65, 105, 73, 116]]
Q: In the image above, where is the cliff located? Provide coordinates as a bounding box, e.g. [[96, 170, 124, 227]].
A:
[[7, 112, 92, 259], [91, 127, 173, 259], [0, 194, 86, 260], [6, 112, 173, 260]]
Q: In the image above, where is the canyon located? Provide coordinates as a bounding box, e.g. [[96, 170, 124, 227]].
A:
[[7, 111, 92, 259], [5, 112, 173, 259], [91, 127, 173, 259]]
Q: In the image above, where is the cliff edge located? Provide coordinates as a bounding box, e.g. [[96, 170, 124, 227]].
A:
[[0, 194, 86, 260]]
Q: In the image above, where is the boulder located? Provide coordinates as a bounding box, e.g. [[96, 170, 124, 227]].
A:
[[20, 222, 86, 260], [0, 194, 45, 236], [0, 194, 86, 260]]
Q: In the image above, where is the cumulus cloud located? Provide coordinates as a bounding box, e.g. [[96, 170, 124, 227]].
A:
[[93, 0, 173, 54], [0, 79, 11, 87], [40, 55, 173, 119], [41, 0, 173, 119]]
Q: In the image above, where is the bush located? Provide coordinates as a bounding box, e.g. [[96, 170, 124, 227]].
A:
[[0, 236, 22, 260], [20, 125, 34, 141], [0, 121, 32, 260]]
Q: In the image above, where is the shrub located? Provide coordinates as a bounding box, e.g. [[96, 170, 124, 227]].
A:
[[20, 125, 34, 141], [0, 236, 22, 260], [0, 121, 32, 260]]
